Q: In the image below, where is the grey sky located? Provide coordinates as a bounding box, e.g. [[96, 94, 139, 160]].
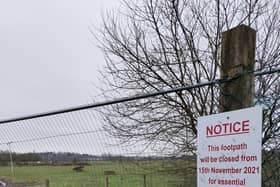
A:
[[0, 0, 119, 120], [0, 0, 119, 154], [0, 1, 166, 156]]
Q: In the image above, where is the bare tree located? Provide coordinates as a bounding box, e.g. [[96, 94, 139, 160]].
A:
[[95, 0, 279, 183]]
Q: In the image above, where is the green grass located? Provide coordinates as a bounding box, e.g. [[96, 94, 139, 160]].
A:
[[0, 160, 196, 187]]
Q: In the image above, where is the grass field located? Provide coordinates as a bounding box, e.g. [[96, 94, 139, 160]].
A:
[[0, 160, 196, 187]]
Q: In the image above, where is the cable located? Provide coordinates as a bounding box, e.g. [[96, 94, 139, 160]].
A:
[[0, 66, 278, 155], [0, 67, 279, 125], [0, 129, 104, 146]]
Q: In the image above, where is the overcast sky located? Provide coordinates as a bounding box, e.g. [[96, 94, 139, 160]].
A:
[[0, 0, 120, 120], [0, 1, 166, 156]]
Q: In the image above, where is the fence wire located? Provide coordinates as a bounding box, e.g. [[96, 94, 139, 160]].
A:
[[0, 67, 279, 187]]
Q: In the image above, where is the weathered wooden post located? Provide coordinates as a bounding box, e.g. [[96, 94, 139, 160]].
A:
[[219, 25, 256, 112], [45, 179, 50, 187], [143, 174, 147, 187], [105, 176, 109, 187]]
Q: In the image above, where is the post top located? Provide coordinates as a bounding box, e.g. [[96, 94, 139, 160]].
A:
[[223, 24, 256, 34]]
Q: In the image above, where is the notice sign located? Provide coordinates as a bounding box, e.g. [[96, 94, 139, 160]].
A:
[[197, 107, 262, 187]]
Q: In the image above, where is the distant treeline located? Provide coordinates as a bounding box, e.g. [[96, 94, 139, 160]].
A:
[[0, 151, 41, 165], [0, 151, 96, 165], [0, 151, 227, 166], [0, 150, 278, 166]]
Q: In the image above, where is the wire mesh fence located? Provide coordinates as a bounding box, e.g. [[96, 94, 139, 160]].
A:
[[0, 107, 279, 186], [0, 68, 279, 187], [0, 109, 196, 187]]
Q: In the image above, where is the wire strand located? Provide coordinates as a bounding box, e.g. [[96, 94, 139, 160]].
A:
[[0, 67, 279, 125]]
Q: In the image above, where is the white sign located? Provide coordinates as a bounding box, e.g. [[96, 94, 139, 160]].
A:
[[197, 107, 262, 187]]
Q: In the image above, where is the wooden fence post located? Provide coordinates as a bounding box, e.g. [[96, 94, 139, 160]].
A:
[[45, 179, 50, 187], [105, 176, 109, 187], [143, 174, 147, 187], [219, 25, 256, 112]]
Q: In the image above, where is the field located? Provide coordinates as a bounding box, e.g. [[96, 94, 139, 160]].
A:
[[0, 160, 196, 187]]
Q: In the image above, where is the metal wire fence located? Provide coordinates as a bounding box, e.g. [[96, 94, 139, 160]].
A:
[[0, 67, 279, 187], [0, 109, 196, 187]]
